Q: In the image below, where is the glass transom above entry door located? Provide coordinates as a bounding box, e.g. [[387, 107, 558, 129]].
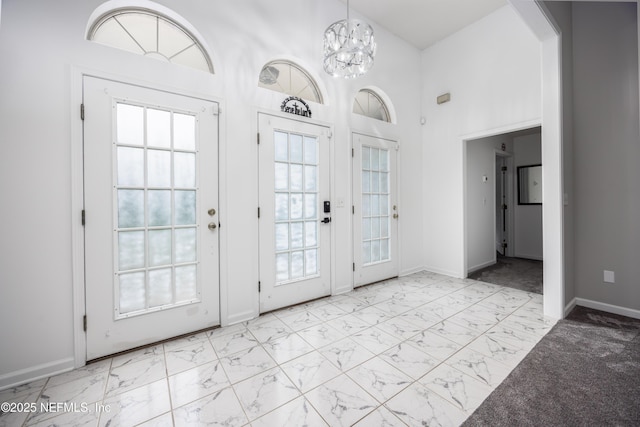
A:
[[114, 102, 199, 318], [274, 130, 319, 284], [361, 146, 391, 265]]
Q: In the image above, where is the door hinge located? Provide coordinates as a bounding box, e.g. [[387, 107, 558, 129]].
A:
[[353, 262, 355, 272], [352, 148, 354, 157], [258, 207, 261, 218], [83, 315, 87, 332], [80, 104, 85, 121], [257, 132, 260, 145], [258, 281, 261, 292], [352, 205, 355, 214], [81, 210, 85, 226]]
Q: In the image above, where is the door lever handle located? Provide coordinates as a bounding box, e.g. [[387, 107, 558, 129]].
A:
[[321, 217, 332, 224]]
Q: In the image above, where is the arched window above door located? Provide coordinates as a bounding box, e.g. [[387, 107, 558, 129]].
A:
[[353, 89, 391, 123], [88, 8, 214, 73], [258, 60, 324, 104]]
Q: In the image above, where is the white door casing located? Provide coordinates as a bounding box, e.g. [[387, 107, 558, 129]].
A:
[[353, 133, 399, 287], [258, 114, 331, 312], [84, 76, 220, 360]]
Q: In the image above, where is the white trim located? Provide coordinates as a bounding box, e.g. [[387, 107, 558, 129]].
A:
[[226, 309, 257, 327], [423, 265, 463, 279], [0, 358, 74, 391], [514, 253, 544, 261], [400, 266, 427, 277], [467, 259, 496, 274], [564, 297, 577, 317], [574, 298, 640, 320], [70, 67, 86, 369], [85, 0, 217, 74]]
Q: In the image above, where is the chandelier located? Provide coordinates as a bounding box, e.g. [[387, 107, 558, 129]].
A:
[[323, 0, 376, 78]]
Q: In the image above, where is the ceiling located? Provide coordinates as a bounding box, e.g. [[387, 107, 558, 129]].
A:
[[339, 0, 508, 50]]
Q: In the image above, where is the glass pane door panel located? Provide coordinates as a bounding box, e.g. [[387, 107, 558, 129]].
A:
[[117, 147, 144, 186], [147, 109, 171, 148], [148, 190, 171, 226], [148, 150, 171, 187], [274, 131, 320, 284], [361, 146, 391, 265], [117, 104, 144, 145], [114, 102, 200, 318]]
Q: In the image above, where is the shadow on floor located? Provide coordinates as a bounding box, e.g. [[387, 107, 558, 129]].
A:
[[468, 253, 542, 294]]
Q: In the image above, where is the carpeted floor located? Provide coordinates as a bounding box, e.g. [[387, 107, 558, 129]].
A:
[[463, 305, 640, 426], [468, 254, 543, 294]]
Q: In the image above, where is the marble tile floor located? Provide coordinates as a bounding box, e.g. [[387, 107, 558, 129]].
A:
[[0, 271, 557, 427]]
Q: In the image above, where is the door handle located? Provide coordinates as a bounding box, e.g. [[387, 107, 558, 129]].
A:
[[208, 222, 217, 230], [321, 217, 332, 224]]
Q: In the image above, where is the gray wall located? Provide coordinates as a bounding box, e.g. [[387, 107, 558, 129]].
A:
[[513, 133, 543, 260], [545, 1, 639, 313], [570, 2, 639, 310]]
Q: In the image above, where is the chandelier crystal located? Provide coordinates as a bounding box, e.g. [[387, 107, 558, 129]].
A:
[[323, 1, 376, 78]]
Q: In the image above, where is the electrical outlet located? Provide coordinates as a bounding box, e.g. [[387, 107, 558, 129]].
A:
[[603, 270, 615, 284]]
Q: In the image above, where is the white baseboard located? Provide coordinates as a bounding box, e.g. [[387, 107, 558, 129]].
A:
[[514, 253, 543, 261], [400, 266, 427, 277], [564, 297, 577, 317], [423, 265, 462, 279], [0, 357, 75, 391], [225, 309, 257, 326], [574, 298, 640, 320], [467, 259, 496, 275]]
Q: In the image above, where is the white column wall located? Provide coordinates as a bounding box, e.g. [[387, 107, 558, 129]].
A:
[[422, 5, 542, 277]]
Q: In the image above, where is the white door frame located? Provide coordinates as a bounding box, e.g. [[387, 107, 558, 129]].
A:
[[70, 67, 227, 367]]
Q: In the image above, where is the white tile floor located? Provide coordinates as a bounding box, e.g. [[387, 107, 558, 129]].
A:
[[0, 271, 556, 427]]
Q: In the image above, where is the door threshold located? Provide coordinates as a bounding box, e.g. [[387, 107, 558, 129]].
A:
[[87, 324, 221, 364]]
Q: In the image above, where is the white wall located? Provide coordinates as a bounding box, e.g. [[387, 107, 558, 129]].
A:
[[465, 134, 513, 272], [514, 133, 543, 260], [0, 0, 423, 387], [422, 5, 542, 277], [571, 2, 640, 312]]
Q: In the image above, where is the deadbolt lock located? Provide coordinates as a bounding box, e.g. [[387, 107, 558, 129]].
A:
[[208, 208, 216, 216]]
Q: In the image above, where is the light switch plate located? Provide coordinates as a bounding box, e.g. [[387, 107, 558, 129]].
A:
[[604, 270, 615, 283]]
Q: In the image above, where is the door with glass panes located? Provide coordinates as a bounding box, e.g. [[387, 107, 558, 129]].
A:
[[353, 133, 398, 286], [83, 77, 219, 360], [258, 114, 331, 312]]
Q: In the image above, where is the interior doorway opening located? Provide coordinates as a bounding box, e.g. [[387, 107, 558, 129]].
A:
[[465, 126, 543, 295]]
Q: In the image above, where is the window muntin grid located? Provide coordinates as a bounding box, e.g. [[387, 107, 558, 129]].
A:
[[89, 9, 213, 73], [258, 61, 323, 104], [274, 130, 320, 284], [353, 89, 391, 123], [114, 102, 200, 318], [361, 146, 391, 265]]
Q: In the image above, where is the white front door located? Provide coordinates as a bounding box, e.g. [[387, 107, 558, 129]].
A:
[[84, 76, 219, 360], [353, 133, 399, 287], [258, 114, 331, 312]]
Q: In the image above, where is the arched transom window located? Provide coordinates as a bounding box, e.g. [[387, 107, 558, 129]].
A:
[[88, 9, 213, 73], [353, 89, 391, 123], [258, 61, 323, 104]]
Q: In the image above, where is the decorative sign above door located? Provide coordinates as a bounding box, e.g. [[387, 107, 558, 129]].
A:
[[281, 96, 312, 118]]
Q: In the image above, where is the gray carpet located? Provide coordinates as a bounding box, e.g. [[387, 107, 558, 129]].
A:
[[463, 306, 640, 426], [468, 254, 543, 294]]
